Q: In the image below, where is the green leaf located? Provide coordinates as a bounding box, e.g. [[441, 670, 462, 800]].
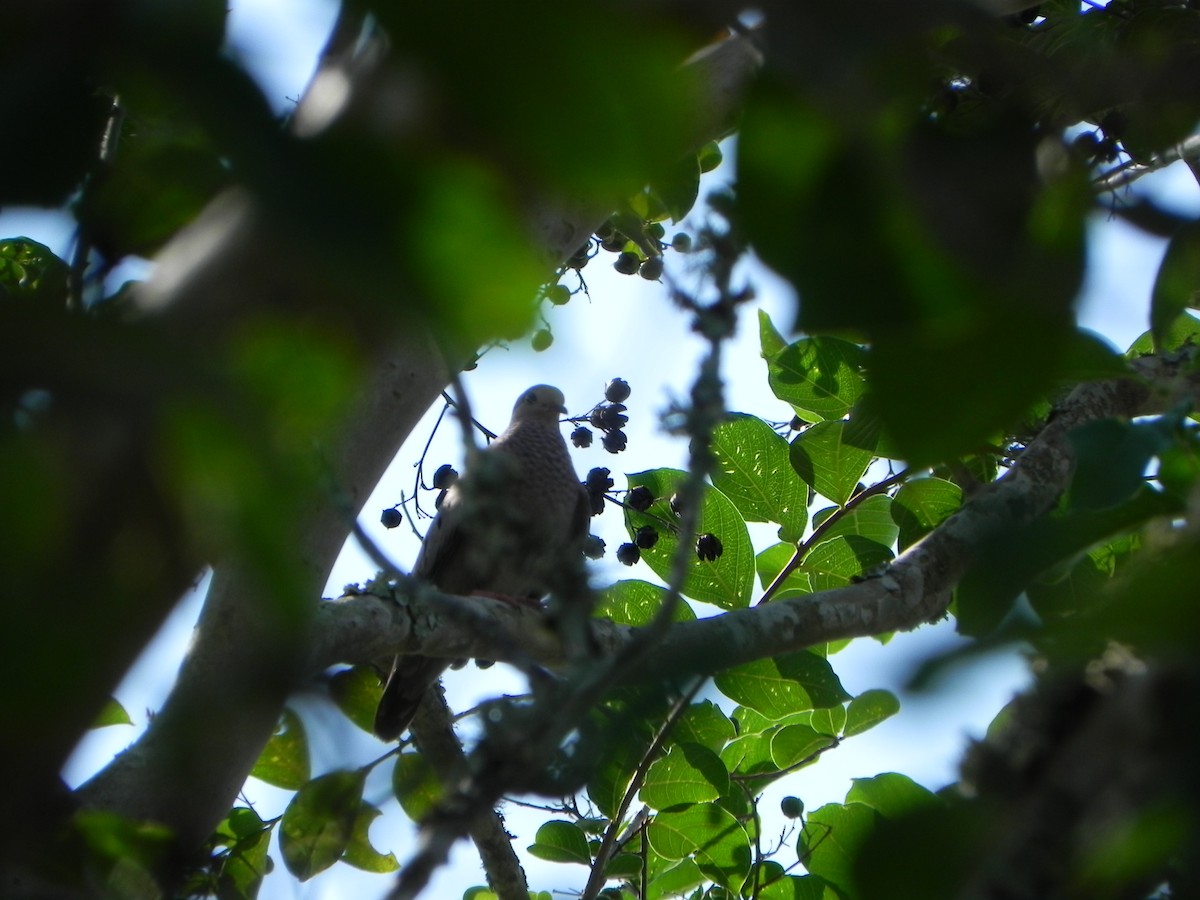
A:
[[670, 700, 736, 755], [843, 690, 900, 737], [892, 478, 962, 551], [250, 707, 310, 790], [697, 140, 724, 174], [595, 579, 696, 626], [342, 803, 399, 873], [803, 705, 848, 737], [1151, 220, 1200, 351], [803, 535, 894, 592], [790, 422, 875, 506], [647, 857, 704, 900], [759, 873, 829, 900], [1127, 311, 1200, 356], [816, 494, 899, 549], [845, 773, 937, 819], [1067, 418, 1174, 511], [642, 743, 729, 810], [770, 724, 836, 769], [91, 698, 133, 728], [391, 752, 442, 822], [329, 665, 383, 734], [0, 237, 69, 300], [210, 808, 272, 900], [1058, 329, 1131, 382], [279, 769, 365, 880], [720, 732, 780, 786], [714, 651, 850, 718], [759, 309, 789, 360], [712, 414, 808, 542], [527, 820, 592, 865], [956, 486, 1181, 637], [767, 336, 867, 423], [605, 852, 643, 878], [587, 719, 654, 819], [756, 543, 811, 602], [650, 152, 702, 222], [799, 802, 878, 896], [624, 469, 755, 609], [1026, 534, 1139, 626], [647, 803, 751, 894]]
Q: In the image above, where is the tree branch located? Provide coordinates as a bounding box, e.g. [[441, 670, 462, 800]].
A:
[[408, 689, 530, 900], [315, 356, 1195, 684]]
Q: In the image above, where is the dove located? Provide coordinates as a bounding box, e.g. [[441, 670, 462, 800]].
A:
[[373, 384, 591, 741]]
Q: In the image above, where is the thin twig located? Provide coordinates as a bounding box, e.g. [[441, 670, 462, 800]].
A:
[[1093, 133, 1200, 193], [757, 467, 915, 606], [580, 678, 706, 900]]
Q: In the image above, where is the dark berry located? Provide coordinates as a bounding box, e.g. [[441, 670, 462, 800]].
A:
[[597, 403, 628, 431], [671, 232, 692, 253], [605, 378, 631, 403], [595, 220, 616, 241], [634, 525, 659, 550], [567, 244, 591, 269], [571, 426, 593, 448], [531, 328, 553, 351], [647, 222, 666, 240], [696, 533, 723, 562], [547, 284, 571, 306], [602, 234, 627, 254], [589, 492, 605, 516], [614, 252, 641, 275], [380, 507, 403, 529], [780, 796, 804, 819], [432, 464, 459, 490], [627, 485, 654, 512], [1072, 131, 1100, 161], [586, 467, 615, 493], [582, 534, 606, 560], [602, 430, 628, 453], [616, 542, 641, 566], [669, 492, 685, 516], [639, 256, 664, 281], [789, 416, 804, 431]]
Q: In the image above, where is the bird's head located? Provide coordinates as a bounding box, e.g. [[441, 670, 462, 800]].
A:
[[510, 384, 568, 425]]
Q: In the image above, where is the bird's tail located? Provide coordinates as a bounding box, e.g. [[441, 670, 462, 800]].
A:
[[373, 655, 448, 741]]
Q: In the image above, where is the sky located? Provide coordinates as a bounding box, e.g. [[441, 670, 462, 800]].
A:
[[6, 1, 1200, 897]]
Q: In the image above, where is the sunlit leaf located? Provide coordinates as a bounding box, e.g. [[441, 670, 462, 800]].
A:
[[250, 707, 310, 790], [527, 820, 592, 865], [342, 803, 399, 873], [643, 742, 729, 810], [624, 469, 755, 609], [712, 414, 808, 542], [844, 689, 900, 737], [715, 651, 850, 718]]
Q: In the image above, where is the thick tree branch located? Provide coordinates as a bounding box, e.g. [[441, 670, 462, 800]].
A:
[[315, 355, 1196, 683]]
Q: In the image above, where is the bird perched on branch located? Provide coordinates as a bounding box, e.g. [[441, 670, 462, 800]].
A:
[[374, 384, 591, 741]]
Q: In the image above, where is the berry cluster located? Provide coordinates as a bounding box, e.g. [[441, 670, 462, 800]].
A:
[[557, 139, 724, 289], [570, 378, 631, 455], [614, 483, 724, 567]]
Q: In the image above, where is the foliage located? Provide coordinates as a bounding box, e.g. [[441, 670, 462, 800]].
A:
[[5, 1, 1200, 899]]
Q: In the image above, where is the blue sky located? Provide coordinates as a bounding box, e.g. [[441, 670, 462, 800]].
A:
[[6, 1, 1200, 896]]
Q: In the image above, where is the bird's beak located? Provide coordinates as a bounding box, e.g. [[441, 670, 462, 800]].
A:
[[559, 404, 568, 414]]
